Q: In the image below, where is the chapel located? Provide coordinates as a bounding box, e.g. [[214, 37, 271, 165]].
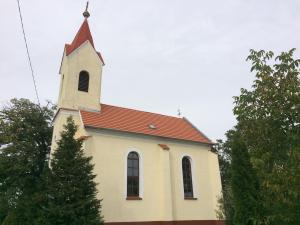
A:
[[50, 6, 223, 225]]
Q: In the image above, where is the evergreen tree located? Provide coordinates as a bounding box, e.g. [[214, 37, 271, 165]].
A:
[[48, 117, 103, 225], [0, 98, 54, 225], [230, 130, 262, 225]]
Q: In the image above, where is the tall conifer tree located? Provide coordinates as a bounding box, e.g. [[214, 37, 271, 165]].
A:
[[48, 117, 103, 225], [230, 130, 262, 225]]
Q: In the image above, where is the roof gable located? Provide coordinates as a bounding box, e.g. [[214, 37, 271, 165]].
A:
[[80, 104, 212, 144], [63, 19, 104, 66]]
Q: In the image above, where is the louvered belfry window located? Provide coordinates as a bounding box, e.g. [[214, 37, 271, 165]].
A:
[[127, 152, 139, 196], [78, 71, 89, 92], [182, 156, 194, 198]]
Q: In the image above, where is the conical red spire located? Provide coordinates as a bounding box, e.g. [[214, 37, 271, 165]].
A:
[[64, 19, 104, 65], [65, 19, 94, 56], [63, 3, 104, 65]]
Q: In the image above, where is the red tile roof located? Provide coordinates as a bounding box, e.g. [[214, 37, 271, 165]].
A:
[[80, 104, 212, 144], [65, 19, 104, 65]]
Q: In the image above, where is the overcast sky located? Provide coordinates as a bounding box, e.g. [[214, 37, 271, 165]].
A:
[[1, 0, 299, 141]]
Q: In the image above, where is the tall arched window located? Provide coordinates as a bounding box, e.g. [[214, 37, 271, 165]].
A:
[[182, 156, 193, 198], [127, 152, 139, 197], [78, 71, 89, 92]]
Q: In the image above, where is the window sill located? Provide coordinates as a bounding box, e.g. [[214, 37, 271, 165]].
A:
[[126, 196, 142, 200], [184, 197, 198, 200]]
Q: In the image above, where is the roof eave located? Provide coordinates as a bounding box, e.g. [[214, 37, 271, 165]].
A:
[[83, 124, 213, 146]]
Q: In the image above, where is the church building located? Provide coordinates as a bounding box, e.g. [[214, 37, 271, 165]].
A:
[[51, 6, 223, 225]]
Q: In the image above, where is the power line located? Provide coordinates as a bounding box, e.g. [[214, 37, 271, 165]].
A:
[[16, 0, 40, 105]]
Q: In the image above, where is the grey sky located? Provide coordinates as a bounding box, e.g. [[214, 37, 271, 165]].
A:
[[1, 0, 299, 141]]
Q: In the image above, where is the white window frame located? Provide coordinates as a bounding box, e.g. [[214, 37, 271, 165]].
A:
[[124, 148, 144, 199], [180, 154, 198, 199]]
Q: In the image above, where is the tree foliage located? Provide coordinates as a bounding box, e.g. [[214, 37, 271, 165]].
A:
[[0, 98, 54, 225], [234, 49, 300, 225], [48, 117, 103, 225], [0, 99, 103, 225], [215, 138, 234, 225], [218, 49, 300, 225], [230, 130, 262, 225]]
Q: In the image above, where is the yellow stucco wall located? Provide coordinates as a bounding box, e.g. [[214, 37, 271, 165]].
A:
[[169, 142, 222, 220], [83, 129, 222, 223], [58, 41, 103, 112], [50, 110, 86, 157]]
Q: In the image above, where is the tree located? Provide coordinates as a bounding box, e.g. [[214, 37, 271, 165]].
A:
[[48, 117, 103, 225], [217, 49, 300, 225], [0, 98, 54, 225], [233, 49, 300, 225], [230, 129, 262, 225], [215, 137, 234, 225]]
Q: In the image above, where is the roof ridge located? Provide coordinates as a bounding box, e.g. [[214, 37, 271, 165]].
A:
[[100, 103, 182, 120]]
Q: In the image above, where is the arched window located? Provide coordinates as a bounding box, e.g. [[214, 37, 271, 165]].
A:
[[78, 71, 89, 92], [182, 156, 193, 198], [127, 152, 139, 197]]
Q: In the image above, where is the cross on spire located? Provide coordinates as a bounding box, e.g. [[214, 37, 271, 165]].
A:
[[177, 109, 182, 117], [83, 1, 90, 18]]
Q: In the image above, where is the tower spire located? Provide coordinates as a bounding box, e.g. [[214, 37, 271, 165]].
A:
[[83, 1, 90, 18]]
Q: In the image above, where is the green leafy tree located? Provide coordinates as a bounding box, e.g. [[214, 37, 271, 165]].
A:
[[48, 117, 103, 225], [230, 129, 262, 225], [0, 98, 54, 225], [233, 49, 300, 225], [217, 49, 300, 225], [215, 137, 234, 225]]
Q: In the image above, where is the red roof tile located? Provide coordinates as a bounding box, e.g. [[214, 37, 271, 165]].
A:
[[80, 104, 212, 144], [65, 19, 104, 65]]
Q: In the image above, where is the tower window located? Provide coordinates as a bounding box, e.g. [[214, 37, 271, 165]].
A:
[[78, 71, 89, 92]]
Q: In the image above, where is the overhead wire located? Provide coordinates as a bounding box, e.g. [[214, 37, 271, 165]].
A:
[[16, 0, 40, 105]]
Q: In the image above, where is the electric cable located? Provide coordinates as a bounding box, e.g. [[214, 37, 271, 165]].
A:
[[16, 0, 40, 105]]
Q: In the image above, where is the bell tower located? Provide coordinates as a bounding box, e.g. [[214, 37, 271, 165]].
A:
[[57, 3, 104, 112]]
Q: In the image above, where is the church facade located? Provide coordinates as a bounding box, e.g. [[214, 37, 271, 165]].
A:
[[51, 10, 223, 225]]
